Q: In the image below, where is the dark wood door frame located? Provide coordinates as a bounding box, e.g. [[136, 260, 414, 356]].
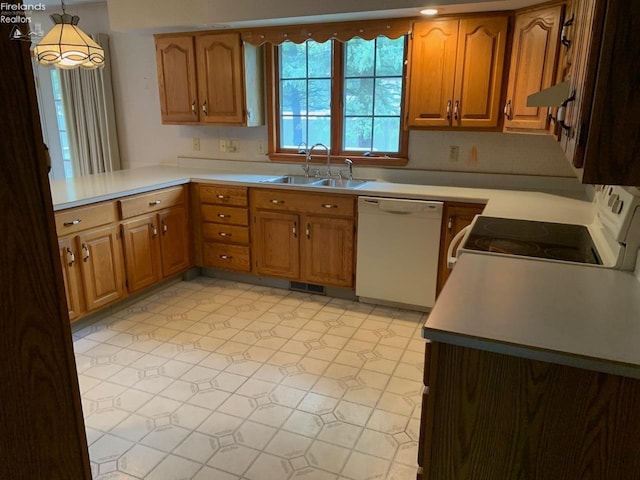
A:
[[0, 7, 91, 479]]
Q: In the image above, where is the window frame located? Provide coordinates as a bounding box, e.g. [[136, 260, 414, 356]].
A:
[[265, 37, 409, 166]]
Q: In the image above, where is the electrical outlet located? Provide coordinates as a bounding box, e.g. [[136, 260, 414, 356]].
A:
[[257, 142, 265, 155], [227, 140, 238, 153], [192, 137, 200, 151], [219, 139, 227, 152], [448, 145, 459, 162]]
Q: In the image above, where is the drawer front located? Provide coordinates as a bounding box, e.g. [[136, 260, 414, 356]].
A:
[[200, 184, 248, 206], [55, 201, 117, 236], [203, 242, 251, 272], [202, 223, 250, 244], [251, 188, 355, 217], [119, 186, 185, 219], [201, 205, 249, 226]]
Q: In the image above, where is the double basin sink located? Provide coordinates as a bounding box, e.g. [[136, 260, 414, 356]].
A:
[[262, 175, 371, 189]]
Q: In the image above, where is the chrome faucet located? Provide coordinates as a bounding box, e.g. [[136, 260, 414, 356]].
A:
[[309, 143, 332, 178], [297, 142, 310, 177], [343, 159, 353, 180]]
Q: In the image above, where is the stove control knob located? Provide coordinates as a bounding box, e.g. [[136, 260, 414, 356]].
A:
[[612, 198, 624, 214], [608, 193, 619, 207]]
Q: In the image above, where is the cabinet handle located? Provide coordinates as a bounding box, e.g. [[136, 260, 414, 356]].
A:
[[217, 213, 229, 219], [151, 223, 158, 237], [447, 216, 453, 232], [202, 100, 208, 116], [66, 247, 75, 266], [191, 101, 197, 116], [504, 100, 512, 120], [81, 243, 90, 262], [561, 15, 574, 48], [454, 100, 459, 120], [446, 100, 451, 121], [306, 223, 311, 239], [270, 199, 284, 204], [321, 204, 338, 209], [219, 254, 233, 260], [218, 232, 231, 237], [216, 194, 229, 199], [63, 218, 81, 227], [148, 200, 161, 206], [161, 220, 168, 234], [293, 221, 297, 237]]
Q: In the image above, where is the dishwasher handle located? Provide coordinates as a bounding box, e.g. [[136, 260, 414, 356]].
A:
[[447, 225, 470, 269]]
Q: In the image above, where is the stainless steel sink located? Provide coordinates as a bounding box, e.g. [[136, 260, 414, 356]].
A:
[[314, 178, 370, 189], [263, 175, 325, 185], [263, 175, 372, 189]]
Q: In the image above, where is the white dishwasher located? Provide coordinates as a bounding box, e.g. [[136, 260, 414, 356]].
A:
[[356, 197, 443, 309]]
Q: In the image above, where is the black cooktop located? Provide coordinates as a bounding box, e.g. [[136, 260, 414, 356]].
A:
[[464, 216, 602, 265]]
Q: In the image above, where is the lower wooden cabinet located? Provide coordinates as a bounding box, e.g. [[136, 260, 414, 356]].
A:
[[419, 341, 640, 478], [436, 202, 485, 295], [58, 236, 86, 322], [250, 189, 356, 289], [121, 206, 191, 293]]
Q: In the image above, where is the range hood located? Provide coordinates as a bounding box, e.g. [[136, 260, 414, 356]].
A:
[[527, 80, 570, 107]]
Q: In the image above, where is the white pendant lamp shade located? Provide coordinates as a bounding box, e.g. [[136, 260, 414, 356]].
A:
[[33, 13, 105, 69]]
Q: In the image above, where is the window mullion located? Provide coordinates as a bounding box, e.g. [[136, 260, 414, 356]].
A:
[[331, 40, 344, 157]]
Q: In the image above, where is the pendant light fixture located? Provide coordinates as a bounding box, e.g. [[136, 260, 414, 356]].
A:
[[33, 0, 104, 69]]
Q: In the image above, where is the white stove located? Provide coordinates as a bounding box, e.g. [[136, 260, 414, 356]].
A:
[[452, 186, 640, 271]]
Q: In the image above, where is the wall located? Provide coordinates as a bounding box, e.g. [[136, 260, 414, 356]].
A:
[[33, 3, 576, 179]]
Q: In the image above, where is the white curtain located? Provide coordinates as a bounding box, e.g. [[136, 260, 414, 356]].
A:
[[60, 33, 121, 176]]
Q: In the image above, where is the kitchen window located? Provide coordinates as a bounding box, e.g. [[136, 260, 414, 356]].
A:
[[259, 19, 411, 165]]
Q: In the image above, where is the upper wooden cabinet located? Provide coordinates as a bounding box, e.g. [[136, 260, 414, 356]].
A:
[[407, 15, 509, 129], [503, 5, 563, 133], [154, 32, 264, 126]]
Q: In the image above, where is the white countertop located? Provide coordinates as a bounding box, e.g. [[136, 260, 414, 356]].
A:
[[49, 165, 595, 227], [423, 254, 640, 378]]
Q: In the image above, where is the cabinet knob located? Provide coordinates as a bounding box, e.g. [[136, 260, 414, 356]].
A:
[[202, 100, 208, 116], [217, 194, 229, 199], [161, 220, 168, 234], [293, 222, 297, 237], [148, 200, 161, 206], [81, 243, 90, 262], [306, 223, 311, 239], [504, 100, 512, 120], [66, 247, 75, 267], [219, 254, 233, 260], [151, 223, 158, 237], [454, 100, 459, 121], [63, 218, 82, 227], [446, 100, 451, 121], [218, 232, 231, 237], [270, 199, 284, 204], [218, 214, 229, 218], [321, 204, 337, 209], [191, 101, 197, 116]]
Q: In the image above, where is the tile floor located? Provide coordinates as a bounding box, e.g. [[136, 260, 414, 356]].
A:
[[73, 276, 427, 480]]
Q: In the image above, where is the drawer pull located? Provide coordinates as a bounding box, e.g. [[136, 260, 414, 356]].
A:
[[219, 254, 233, 260], [216, 194, 229, 199], [270, 199, 285, 204], [151, 223, 158, 237], [63, 218, 82, 227], [218, 214, 229, 219], [293, 222, 297, 237], [149, 200, 161, 206], [306, 223, 311, 239], [322, 204, 338, 209], [161, 220, 168, 234], [66, 247, 75, 266], [191, 100, 197, 116], [218, 232, 231, 237], [81, 243, 90, 262]]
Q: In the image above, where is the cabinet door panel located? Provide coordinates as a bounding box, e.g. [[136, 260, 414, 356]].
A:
[[155, 35, 198, 123], [196, 33, 245, 125], [302, 215, 354, 288], [58, 237, 85, 322], [253, 211, 299, 279], [504, 6, 563, 132], [407, 20, 458, 127], [121, 215, 162, 293], [77, 225, 125, 311], [159, 206, 191, 277], [454, 16, 508, 128]]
